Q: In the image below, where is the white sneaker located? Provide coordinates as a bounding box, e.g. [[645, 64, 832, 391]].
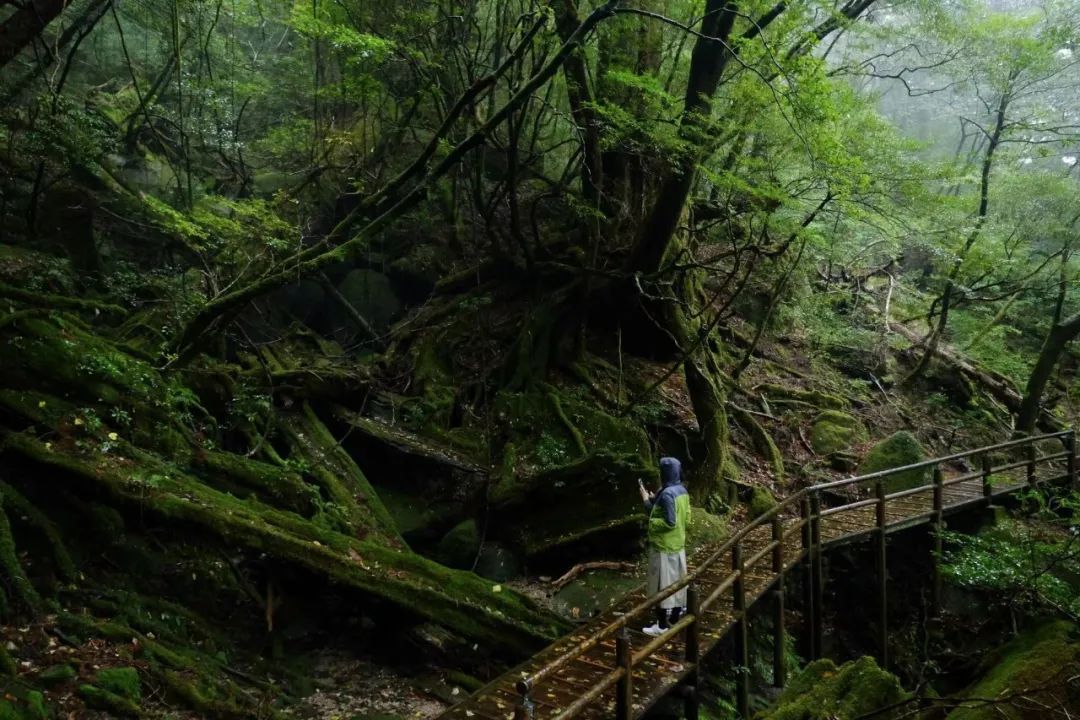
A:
[[642, 623, 665, 637]]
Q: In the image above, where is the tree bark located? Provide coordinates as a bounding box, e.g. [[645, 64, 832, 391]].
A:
[[1016, 313, 1080, 434], [1, 0, 107, 70], [626, 0, 739, 275]]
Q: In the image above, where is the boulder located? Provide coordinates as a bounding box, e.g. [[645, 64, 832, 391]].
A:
[[760, 656, 909, 720], [858, 431, 928, 492], [946, 621, 1080, 720], [809, 411, 868, 456], [337, 269, 402, 331], [437, 519, 481, 570], [473, 543, 523, 582]]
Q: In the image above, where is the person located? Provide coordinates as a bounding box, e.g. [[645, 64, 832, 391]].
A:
[[638, 456, 690, 637]]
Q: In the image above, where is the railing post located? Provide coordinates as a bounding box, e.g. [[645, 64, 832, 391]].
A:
[[1066, 432, 1077, 490], [800, 496, 815, 660], [1026, 443, 1038, 488], [809, 492, 824, 660], [875, 480, 888, 669], [615, 627, 632, 720], [733, 543, 749, 719], [981, 453, 993, 504], [931, 465, 944, 617], [685, 585, 700, 720], [771, 514, 786, 689], [513, 681, 534, 720]]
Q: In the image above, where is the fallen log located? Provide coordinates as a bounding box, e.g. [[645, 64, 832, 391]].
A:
[[888, 322, 1061, 432]]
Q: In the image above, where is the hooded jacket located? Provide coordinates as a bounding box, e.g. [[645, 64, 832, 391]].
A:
[[645, 457, 690, 553]]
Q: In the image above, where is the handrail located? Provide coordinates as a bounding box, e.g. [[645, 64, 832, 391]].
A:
[[510, 429, 1076, 718]]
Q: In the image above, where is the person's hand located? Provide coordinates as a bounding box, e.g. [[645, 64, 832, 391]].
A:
[[638, 478, 651, 503]]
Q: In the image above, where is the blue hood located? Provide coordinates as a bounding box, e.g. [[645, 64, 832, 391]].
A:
[[659, 457, 682, 488]]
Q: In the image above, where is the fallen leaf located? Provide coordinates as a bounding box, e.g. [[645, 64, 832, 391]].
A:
[[492, 585, 502, 593]]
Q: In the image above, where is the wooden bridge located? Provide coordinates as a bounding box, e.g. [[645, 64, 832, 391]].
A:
[[436, 430, 1079, 720]]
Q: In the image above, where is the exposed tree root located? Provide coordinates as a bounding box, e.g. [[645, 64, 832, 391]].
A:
[[0, 498, 41, 617], [2, 432, 568, 654], [729, 404, 785, 480], [0, 479, 75, 581]]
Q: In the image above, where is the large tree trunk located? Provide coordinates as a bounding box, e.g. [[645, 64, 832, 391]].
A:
[[0, 0, 110, 69], [1016, 313, 1080, 434], [626, 0, 739, 275]]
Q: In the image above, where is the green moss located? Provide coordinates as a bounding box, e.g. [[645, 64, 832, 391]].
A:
[[38, 664, 76, 686], [78, 684, 141, 717], [757, 384, 848, 410], [858, 431, 928, 492], [731, 406, 785, 480], [809, 411, 868, 456], [96, 667, 141, 701], [0, 503, 41, 616], [23, 692, 45, 720], [493, 389, 651, 479], [0, 644, 15, 677], [197, 450, 317, 517], [0, 700, 18, 720], [759, 656, 909, 720], [7, 433, 568, 655], [748, 486, 778, 520], [946, 621, 1080, 720], [0, 481, 75, 581], [687, 507, 728, 553]]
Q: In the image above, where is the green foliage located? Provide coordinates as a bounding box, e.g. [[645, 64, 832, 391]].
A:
[[96, 667, 141, 702], [943, 503, 1080, 618]]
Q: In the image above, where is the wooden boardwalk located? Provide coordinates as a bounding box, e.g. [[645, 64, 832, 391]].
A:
[[436, 430, 1078, 720]]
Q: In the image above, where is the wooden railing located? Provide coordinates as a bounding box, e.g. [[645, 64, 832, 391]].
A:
[[510, 429, 1077, 720]]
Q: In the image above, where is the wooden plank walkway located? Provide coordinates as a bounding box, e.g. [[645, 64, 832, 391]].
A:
[[437, 431, 1078, 720]]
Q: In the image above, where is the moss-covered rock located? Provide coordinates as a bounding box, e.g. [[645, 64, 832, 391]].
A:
[[748, 486, 778, 520], [492, 452, 654, 559], [435, 519, 481, 569], [336, 269, 402, 331], [486, 387, 655, 559], [809, 411, 868, 456], [858, 431, 928, 492], [473, 544, 522, 582], [946, 621, 1080, 720], [757, 656, 910, 720]]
